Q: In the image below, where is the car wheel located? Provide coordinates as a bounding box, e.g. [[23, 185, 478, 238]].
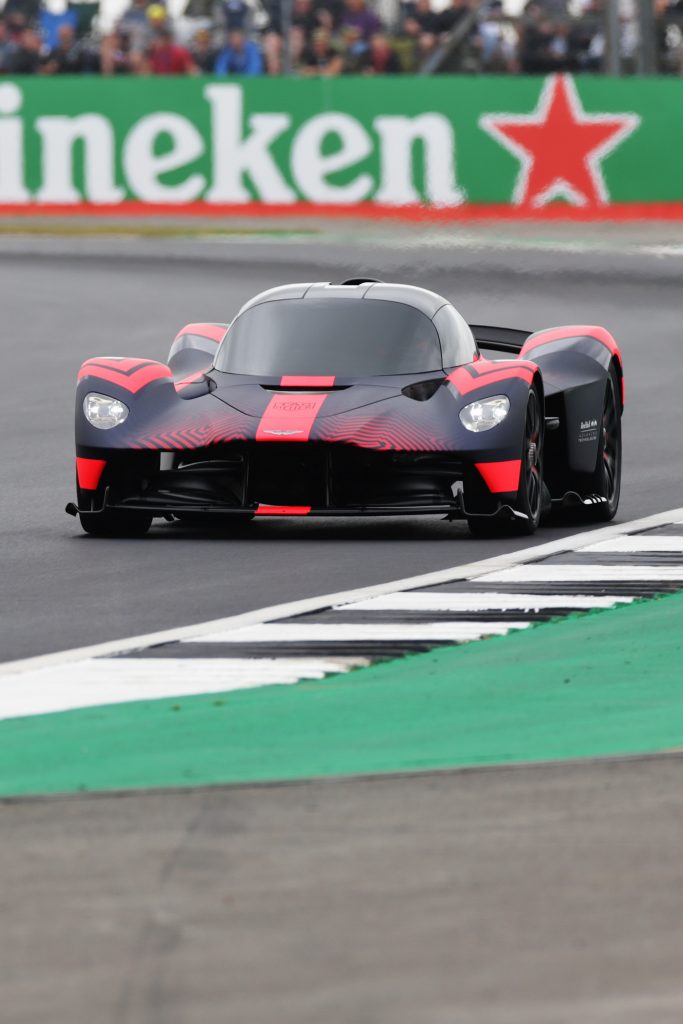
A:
[[467, 386, 544, 538], [585, 365, 622, 522]]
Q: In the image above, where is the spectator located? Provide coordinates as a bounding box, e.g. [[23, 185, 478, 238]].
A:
[[260, 0, 282, 34], [289, 23, 307, 67], [568, 13, 602, 70], [146, 4, 171, 35], [4, 25, 41, 73], [4, 11, 28, 47], [3, 0, 40, 17], [214, 27, 264, 73], [145, 26, 197, 73], [118, 0, 153, 53], [655, 0, 683, 72], [0, 20, 12, 71], [0, 0, 669, 79], [315, 6, 337, 31], [42, 24, 89, 74], [519, 1, 555, 70], [300, 26, 344, 73], [100, 27, 139, 73], [534, 0, 568, 19], [360, 31, 402, 71], [396, 10, 437, 68], [574, 24, 602, 69], [411, 0, 440, 33], [262, 28, 283, 73], [340, 0, 382, 40], [191, 26, 217, 70], [341, 22, 369, 70], [521, 4, 574, 71], [437, 0, 471, 35], [221, 0, 250, 31], [292, 0, 320, 36], [476, 1, 519, 71]]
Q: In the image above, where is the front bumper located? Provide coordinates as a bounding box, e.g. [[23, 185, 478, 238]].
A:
[[71, 442, 523, 522]]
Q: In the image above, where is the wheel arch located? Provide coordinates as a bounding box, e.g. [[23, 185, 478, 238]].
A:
[[610, 353, 625, 413]]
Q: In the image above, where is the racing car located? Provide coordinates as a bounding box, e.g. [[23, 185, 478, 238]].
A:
[[66, 279, 623, 538]]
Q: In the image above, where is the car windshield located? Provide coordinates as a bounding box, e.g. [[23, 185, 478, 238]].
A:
[[214, 298, 443, 377]]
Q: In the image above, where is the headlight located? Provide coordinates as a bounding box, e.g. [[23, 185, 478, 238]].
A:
[[459, 395, 510, 432], [83, 392, 129, 430]]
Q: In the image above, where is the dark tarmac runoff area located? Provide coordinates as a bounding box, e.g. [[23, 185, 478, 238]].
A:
[[4, 757, 683, 1024], [1, 224, 683, 1023]]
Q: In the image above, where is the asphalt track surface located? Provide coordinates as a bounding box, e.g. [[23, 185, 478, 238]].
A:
[[2, 230, 683, 1023], [1, 231, 682, 663]]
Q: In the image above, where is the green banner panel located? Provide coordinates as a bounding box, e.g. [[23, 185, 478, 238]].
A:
[[0, 74, 680, 207]]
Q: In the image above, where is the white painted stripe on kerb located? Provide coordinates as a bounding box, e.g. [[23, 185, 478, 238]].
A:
[[0, 657, 369, 722], [339, 593, 633, 613], [1, 507, 683, 724], [3, 505, 683, 679], [582, 536, 683, 553], [3, 503, 683, 679], [186, 622, 531, 644], [478, 565, 683, 584]]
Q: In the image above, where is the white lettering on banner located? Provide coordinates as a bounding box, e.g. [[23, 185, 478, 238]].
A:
[[0, 83, 29, 202], [0, 82, 470, 206], [291, 113, 373, 203], [374, 114, 465, 206], [123, 113, 206, 202], [35, 113, 124, 204], [204, 83, 295, 204]]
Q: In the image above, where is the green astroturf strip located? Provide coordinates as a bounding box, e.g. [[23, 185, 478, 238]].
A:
[[2, 591, 683, 796]]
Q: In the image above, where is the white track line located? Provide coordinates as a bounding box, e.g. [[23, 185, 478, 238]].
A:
[[187, 622, 531, 644], [479, 565, 683, 583], [582, 536, 683, 553], [338, 593, 633, 613], [0, 657, 370, 722], [3, 506, 683, 679]]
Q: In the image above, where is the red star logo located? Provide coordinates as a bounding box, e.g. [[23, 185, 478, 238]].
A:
[[480, 75, 640, 208]]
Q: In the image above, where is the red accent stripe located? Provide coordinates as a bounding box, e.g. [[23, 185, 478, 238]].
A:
[[448, 365, 534, 396], [521, 325, 620, 359], [256, 392, 329, 442], [80, 357, 154, 374], [175, 323, 226, 343], [520, 324, 624, 406], [470, 357, 537, 377], [78, 359, 172, 394], [76, 457, 107, 490], [174, 370, 207, 392], [4, 202, 683, 222], [255, 505, 311, 516], [475, 460, 522, 494], [279, 375, 336, 388]]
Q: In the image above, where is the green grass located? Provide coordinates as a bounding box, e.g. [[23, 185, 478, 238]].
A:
[[2, 591, 683, 796]]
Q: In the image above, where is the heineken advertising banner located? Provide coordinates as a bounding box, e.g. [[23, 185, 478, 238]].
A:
[[0, 74, 680, 213]]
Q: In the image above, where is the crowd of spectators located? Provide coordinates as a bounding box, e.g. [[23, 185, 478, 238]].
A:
[[0, 0, 681, 76]]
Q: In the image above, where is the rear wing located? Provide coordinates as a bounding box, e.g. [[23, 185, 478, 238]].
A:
[[470, 325, 531, 356]]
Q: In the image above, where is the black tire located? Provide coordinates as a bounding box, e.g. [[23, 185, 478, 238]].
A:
[[585, 365, 622, 522], [80, 511, 152, 537], [467, 386, 544, 538]]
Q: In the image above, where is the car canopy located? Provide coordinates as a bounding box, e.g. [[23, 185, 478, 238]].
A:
[[214, 297, 444, 378]]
